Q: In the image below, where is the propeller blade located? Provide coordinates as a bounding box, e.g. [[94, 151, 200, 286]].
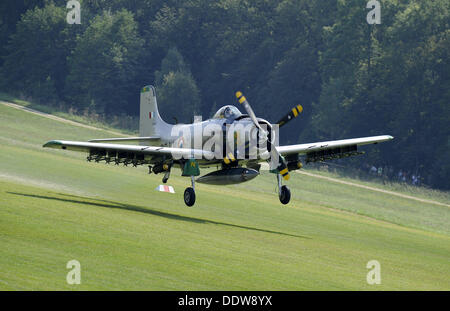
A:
[[276, 105, 303, 128], [235, 91, 267, 138], [235, 91, 290, 180]]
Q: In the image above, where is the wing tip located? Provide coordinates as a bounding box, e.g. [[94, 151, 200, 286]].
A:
[[43, 140, 63, 148]]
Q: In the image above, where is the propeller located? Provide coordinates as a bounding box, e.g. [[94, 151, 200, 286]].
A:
[[276, 104, 303, 128], [235, 91, 290, 180]]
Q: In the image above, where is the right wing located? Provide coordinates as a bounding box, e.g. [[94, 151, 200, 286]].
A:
[[43, 140, 214, 164], [88, 136, 161, 144]]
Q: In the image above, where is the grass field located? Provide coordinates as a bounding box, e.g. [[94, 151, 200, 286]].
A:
[[0, 102, 449, 290]]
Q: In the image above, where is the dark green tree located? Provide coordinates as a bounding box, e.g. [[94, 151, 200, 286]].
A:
[[155, 47, 201, 123], [1, 2, 75, 104], [65, 9, 144, 114], [0, 0, 46, 67]]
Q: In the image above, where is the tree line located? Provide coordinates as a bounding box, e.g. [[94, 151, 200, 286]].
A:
[[0, 0, 448, 189]]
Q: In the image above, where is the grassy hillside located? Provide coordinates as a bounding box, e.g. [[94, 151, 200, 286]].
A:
[[0, 93, 138, 135], [0, 103, 449, 290]]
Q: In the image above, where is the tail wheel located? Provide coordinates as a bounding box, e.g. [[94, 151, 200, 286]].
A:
[[279, 185, 291, 205], [184, 187, 196, 207]]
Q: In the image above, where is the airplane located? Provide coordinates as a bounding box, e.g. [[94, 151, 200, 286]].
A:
[[43, 85, 393, 206]]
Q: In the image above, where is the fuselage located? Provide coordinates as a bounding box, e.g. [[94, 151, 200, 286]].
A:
[[145, 105, 272, 168]]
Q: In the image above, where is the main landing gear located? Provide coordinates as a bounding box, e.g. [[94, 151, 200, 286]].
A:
[[184, 176, 196, 207], [277, 173, 291, 205]]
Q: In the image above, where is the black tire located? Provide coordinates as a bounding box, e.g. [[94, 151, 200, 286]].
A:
[[184, 187, 196, 207], [279, 185, 291, 205]]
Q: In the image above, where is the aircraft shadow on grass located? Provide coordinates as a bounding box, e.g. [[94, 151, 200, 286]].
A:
[[7, 191, 310, 239]]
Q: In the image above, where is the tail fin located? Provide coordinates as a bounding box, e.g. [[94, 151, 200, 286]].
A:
[[139, 85, 171, 138]]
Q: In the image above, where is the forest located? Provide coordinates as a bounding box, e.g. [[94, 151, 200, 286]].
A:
[[0, 0, 448, 189]]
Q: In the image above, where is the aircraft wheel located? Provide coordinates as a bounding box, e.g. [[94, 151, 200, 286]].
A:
[[279, 185, 291, 205], [184, 187, 196, 207]]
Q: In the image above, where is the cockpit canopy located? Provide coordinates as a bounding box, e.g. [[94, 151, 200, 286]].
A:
[[212, 105, 243, 119]]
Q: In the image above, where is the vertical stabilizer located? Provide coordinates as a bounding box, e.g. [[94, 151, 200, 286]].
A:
[[139, 85, 171, 138]]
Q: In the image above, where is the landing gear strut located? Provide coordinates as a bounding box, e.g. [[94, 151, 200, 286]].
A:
[[184, 176, 196, 206], [277, 173, 291, 205], [182, 159, 200, 207]]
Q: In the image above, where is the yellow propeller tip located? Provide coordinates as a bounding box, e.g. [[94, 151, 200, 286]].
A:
[[297, 105, 303, 113], [235, 91, 242, 98]]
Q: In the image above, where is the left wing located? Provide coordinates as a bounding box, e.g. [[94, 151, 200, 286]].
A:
[[276, 135, 393, 163]]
